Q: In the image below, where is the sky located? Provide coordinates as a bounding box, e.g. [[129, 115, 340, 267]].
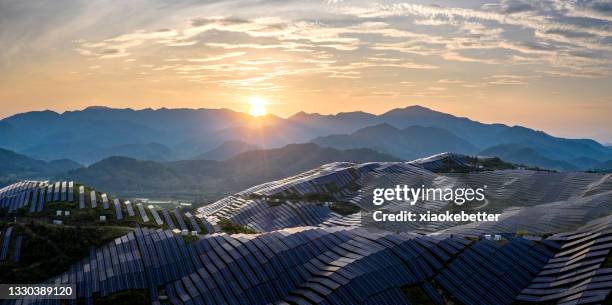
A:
[[0, 0, 611, 142]]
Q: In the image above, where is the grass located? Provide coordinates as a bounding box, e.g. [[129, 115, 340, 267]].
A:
[[218, 218, 257, 234], [603, 252, 612, 268], [329, 202, 361, 215]]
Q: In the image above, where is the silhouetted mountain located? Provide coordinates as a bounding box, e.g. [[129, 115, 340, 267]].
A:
[[568, 156, 602, 170], [60, 143, 398, 201], [0, 148, 82, 185], [101, 143, 174, 161], [480, 144, 578, 171], [287, 111, 378, 136], [2, 105, 610, 164], [193, 140, 258, 160], [379, 106, 508, 148], [311, 123, 478, 160], [495, 126, 610, 161], [592, 160, 612, 172], [1, 107, 252, 163]]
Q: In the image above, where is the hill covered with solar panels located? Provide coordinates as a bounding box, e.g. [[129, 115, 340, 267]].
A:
[[1, 152, 611, 304], [198, 153, 612, 236]]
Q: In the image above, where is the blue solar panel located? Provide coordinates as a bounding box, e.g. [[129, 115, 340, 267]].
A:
[[0, 226, 13, 260]]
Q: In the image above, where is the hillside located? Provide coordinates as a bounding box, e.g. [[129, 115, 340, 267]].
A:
[[192, 140, 258, 160], [480, 144, 579, 171], [311, 123, 478, 160], [592, 160, 612, 172], [2, 154, 611, 305], [3, 105, 610, 165], [0, 148, 82, 185], [60, 143, 399, 202]]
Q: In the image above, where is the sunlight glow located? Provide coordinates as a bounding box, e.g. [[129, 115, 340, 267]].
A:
[[248, 96, 268, 117]]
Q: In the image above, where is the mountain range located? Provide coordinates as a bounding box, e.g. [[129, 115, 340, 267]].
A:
[[56, 143, 398, 201], [0, 148, 82, 185], [1, 105, 611, 171], [312, 123, 479, 160]]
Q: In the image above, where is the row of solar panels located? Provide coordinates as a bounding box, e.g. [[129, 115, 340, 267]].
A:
[[9, 226, 470, 305], [0, 181, 216, 234], [517, 215, 612, 304], [76, 185, 214, 232], [210, 199, 360, 232], [0, 226, 22, 263], [9, 215, 612, 305], [0, 181, 50, 213], [237, 163, 359, 198]]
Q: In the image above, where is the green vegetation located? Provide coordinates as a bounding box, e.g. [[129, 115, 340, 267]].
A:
[[218, 218, 257, 234], [329, 202, 361, 215], [603, 252, 612, 268], [468, 156, 517, 170], [432, 155, 556, 174], [516, 229, 529, 236], [181, 235, 200, 243], [0, 221, 130, 283]]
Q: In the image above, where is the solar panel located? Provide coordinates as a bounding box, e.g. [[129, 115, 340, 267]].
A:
[[0, 226, 13, 260], [91, 191, 97, 208], [114, 199, 123, 220]]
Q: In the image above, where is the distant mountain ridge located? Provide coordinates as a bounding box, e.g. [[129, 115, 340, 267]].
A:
[[0, 148, 82, 186], [479, 144, 578, 171], [59, 143, 399, 201], [193, 140, 259, 160], [2, 105, 611, 169], [311, 123, 479, 160]]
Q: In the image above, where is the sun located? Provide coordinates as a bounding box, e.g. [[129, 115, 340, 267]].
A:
[[248, 96, 268, 117]]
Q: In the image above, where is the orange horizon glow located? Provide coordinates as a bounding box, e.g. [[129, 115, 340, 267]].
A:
[[0, 1, 610, 142]]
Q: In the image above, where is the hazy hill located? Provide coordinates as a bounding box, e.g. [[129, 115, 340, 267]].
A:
[[60, 143, 399, 202], [2, 105, 610, 164], [0, 107, 253, 163], [101, 143, 174, 161], [311, 123, 479, 160], [592, 160, 612, 172], [495, 126, 610, 161], [479, 144, 578, 171], [0, 148, 82, 185], [193, 140, 258, 160]]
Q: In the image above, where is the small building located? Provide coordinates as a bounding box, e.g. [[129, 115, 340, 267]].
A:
[[52, 219, 63, 225], [181, 229, 188, 236], [191, 230, 198, 236], [64, 211, 70, 216], [99, 215, 107, 222], [56, 210, 63, 217]]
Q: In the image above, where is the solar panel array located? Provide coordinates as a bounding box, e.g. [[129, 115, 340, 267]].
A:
[[517, 216, 612, 304], [1, 155, 611, 304], [198, 160, 611, 236], [0, 180, 209, 235], [4, 215, 611, 305], [203, 198, 360, 232], [0, 181, 47, 213]]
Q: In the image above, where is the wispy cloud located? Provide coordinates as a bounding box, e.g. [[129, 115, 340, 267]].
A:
[[0, 0, 610, 140]]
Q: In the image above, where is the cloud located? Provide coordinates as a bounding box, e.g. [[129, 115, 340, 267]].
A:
[[483, 0, 537, 14], [3, 0, 609, 107]]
